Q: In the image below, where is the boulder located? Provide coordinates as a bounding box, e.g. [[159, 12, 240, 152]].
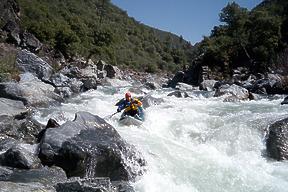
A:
[[0, 98, 39, 141], [0, 166, 13, 181], [6, 166, 67, 186], [144, 82, 158, 90], [38, 112, 146, 181], [167, 71, 185, 88], [175, 82, 195, 91], [0, 181, 56, 192], [16, 49, 53, 81], [167, 90, 189, 98], [0, 73, 63, 107], [140, 95, 164, 109], [281, 96, 288, 105], [20, 32, 42, 52], [0, 143, 41, 169], [104, 64, 122, 79], [266, 118, 288, 160], [2, 21, 20, 45], [214, 84, 249, 101], [199, 80, 218, 91], [55, 177, 116, 192], [96, 60, 106, 71], [0, 98, 27, 119]]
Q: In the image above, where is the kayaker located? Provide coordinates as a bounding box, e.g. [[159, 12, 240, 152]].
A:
[[117, 92, 144, 121]]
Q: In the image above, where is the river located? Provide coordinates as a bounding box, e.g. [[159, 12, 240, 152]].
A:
[[33, 79, 288, 192]]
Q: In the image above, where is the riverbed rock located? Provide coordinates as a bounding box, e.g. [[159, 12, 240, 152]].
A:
[[214, 84, 249, 101], [16, 49, 53, 81], [199, 80, 218, 91], [55, 177, 116, 192], [0, 181, 56, 192], [266, 118, 288, 160], [281, 96, 288, 105], [0, 143, 41, 169], [0, 73, 63, 107], [167, 90, 189, 98], [140, 95, 165, 109], [167, 71, 185, 88], [6, 166, 67, 186], [38, 111, 146, 181]]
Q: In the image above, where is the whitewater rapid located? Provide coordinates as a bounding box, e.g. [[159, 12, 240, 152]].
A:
[[34, 79, 288, 192]]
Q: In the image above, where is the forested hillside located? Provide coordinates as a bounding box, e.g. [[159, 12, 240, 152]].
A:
[[194, 0, 288, 80], [16, 0, 193, 73]]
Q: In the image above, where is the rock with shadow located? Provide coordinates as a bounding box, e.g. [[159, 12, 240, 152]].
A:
[[0, 73, 63, 107], [38, 111, 146, 181], [266, 118, 288, 160], [167, 90, 189, 98]]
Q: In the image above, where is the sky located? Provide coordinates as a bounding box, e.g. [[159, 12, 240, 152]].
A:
[[111, 0, 263, 45]]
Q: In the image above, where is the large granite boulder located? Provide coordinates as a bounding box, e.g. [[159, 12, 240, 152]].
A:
[[214, 84, 249, 101], [38, 112, 146, 181], [0, 73, 63, 107], [16, 50, 53, 81], [266, 118, 288, 160]]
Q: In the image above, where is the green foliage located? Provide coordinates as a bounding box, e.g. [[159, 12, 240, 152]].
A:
[[197, 1, 287, 76], [17, 0, 193, 73]]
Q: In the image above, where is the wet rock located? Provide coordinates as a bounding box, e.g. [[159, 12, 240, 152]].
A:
[[144, 82, 158, 90], [0, 73, 63, 107], [0, 98, 27, 119], [96, 60, 107, 71], [0, 143, 41, 169], [6, 166, 67, 186], [112, 181, 135, 192], [214, 84, 249, 101], [16, 49, 53, 81], [167, 90, 189, 98], [0, 166, 13, 180], [60, 66, 81, 79], [55, 87, 73, 99], [0, 98, 37, 141], [50, 73, 71, 87], [140, 95, 164, 109], [0, 181, 56, 192], [175, 82, 194, 91], [266, 118, 288, 160], [199, 80, 218, 91], [104, 64, 122, 79], [55, 177, 116, 192], [167, 71, 185, 88], [281, 96, 288, 105], [39, 112, 146, 181], [37, 118, 60, 143]]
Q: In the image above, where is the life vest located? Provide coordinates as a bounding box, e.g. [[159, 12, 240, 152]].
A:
[[124, 98, 142, 112]]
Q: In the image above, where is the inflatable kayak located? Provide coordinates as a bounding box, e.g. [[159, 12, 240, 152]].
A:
[[119, 115, 143, 126]]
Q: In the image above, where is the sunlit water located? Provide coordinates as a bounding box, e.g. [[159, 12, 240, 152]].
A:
[[33, 79, 288, 192]]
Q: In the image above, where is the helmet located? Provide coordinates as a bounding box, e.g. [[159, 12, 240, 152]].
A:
[[125, 92, 131, 99]]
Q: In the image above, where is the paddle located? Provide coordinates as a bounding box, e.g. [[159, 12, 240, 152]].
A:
[[104, 111, 119, 120]]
